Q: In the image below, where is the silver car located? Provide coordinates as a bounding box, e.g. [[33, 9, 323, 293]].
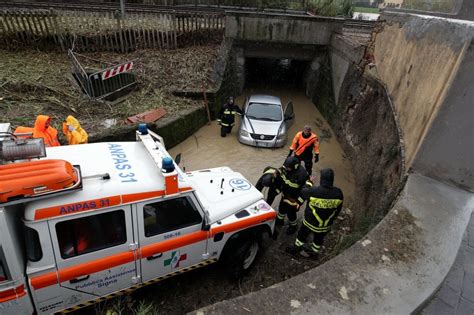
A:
[[238, 95, 295, 148]]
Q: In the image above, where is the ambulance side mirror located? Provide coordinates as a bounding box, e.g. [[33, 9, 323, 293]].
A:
[[202, 222, 211, 231], [201, 213, 211, 231], [174, 153, 181, 165]]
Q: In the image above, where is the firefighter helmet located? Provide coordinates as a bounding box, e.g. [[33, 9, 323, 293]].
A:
[[283, 156, 300, 171]]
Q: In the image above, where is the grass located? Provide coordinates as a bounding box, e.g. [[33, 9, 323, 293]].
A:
[[0, 46, 219, 139], [353, 6, 380, 14]]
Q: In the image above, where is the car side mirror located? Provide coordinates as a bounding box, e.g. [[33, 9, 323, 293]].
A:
[[284, 114, 294, 121]]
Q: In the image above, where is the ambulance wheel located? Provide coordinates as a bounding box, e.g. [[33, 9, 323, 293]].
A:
[[224, 237, 260, 279]]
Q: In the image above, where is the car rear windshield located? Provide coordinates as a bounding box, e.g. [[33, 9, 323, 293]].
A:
[[247, 103, 282, 121]]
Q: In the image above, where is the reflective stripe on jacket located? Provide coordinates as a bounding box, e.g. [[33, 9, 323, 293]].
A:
[[301, 184, 343, 233]]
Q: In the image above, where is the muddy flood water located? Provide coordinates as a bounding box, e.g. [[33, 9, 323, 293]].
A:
[[170, 87, 355, 207]]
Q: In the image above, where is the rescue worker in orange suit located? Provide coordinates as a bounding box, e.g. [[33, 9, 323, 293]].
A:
[[288, 125, 320, 175], [276, 156, 311, 235], [217, 96, 243, 137], [286, 168, 343, 259], [255, 166, 282, 207], [62, 115, 88, 145], [14, 115, 60, 147]]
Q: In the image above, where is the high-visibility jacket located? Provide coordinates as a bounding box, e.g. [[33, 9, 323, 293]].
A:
[[280, 166, 310, 207], [300, 179, 343, 233], [217, 103, 243, 127], [14, 115, 60, 147], [62, 115, 88, 145], [290, 131, 319, 157]]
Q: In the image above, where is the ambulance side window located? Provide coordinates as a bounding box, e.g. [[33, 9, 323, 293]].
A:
[[143, 197, 202, 237], [56, 210, 127, 259], [0, 252, 10, 282], [24, 226, 42, 262]]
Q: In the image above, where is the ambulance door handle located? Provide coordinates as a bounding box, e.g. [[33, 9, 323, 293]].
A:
[[69, 275, 90, 284], [147, 253, 163, 261]]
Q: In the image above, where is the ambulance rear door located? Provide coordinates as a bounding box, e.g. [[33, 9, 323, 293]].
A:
[[48, 205, 138, 304]]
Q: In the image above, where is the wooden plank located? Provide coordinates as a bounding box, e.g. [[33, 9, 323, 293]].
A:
[[0, 11, 13, 37], [116, 13, 125, 53], [172, 13, 177, 49], [41, 11, 52, 38], [14, 11, 31, 43], [30, 11, 41, 36]]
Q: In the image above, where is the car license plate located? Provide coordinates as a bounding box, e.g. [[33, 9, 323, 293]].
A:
[[256, 141, 270, 148]]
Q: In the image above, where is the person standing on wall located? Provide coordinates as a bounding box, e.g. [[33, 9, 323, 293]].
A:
[[288, 125, 320, 175], [286, 168, 343, 259], [217, 96, 243, 137]]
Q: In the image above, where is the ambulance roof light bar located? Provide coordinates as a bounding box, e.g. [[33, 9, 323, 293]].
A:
[[136, 124, 179, 195]]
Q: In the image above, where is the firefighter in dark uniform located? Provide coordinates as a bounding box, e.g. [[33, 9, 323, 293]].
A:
[[276, 156, 311, 235], [255, 166, 282, 207], [286, 168, 343, 259], [288, 125, 320, 175], [217, 96, 243, 137]]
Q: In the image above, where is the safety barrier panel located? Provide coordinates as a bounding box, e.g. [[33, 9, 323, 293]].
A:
[[69, 50, 137, 100]]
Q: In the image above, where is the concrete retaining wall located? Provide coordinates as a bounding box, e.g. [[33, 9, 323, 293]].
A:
[[329, 35, 366, 106], [225, 11, 344, 45], [412, 37, 474, 191], [311, 55, 404, 221], [373, 13, 472, 171]]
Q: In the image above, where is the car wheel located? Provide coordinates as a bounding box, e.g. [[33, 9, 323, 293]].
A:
[[223, 237, 260, 279]]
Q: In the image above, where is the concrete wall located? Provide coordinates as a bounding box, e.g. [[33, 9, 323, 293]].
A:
[[373, 13, 472, 170], [329, 35, 366, 105], [310, 51, 404, 221], [225, 11, 344, 46], [412, 38, 474, 191]]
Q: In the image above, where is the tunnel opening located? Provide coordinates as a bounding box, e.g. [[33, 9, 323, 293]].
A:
[[244, 57, 309, 90]]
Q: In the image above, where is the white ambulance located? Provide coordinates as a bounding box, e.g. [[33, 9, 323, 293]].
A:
[[0, 123, 276, 314]]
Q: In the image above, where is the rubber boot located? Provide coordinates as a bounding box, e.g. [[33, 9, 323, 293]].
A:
[[275, 218, 284, 226], [286, 225, 297, 235]]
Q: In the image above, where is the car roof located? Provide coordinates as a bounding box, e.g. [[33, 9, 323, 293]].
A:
[[248, 95, 282, 105]]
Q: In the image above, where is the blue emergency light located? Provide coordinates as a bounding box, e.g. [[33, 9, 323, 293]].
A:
[[162, 157, 175, 173], [138, 123, 148, 135]]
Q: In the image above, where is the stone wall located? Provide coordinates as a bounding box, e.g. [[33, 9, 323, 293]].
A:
[[312, 56, 404, 220]]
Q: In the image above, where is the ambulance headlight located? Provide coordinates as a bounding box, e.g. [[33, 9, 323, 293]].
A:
[[138, 123, 148, 135], [162, 157, 175, 173]]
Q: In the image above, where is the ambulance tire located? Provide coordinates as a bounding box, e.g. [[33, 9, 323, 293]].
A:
[[223, 235, 261, 279]]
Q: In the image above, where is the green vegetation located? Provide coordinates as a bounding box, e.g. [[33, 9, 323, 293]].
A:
[[353, 6, 380, 14], [402, 0, 456, 13], [308, 0, 354, 17]]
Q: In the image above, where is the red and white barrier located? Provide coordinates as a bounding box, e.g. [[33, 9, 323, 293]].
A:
[[101, 62, 134, 80]]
